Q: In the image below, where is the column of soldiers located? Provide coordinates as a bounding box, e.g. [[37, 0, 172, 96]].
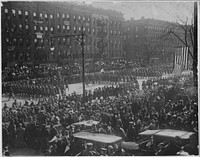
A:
[[3, 82, 60, 98]]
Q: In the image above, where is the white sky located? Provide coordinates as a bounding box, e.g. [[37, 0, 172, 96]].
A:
[[68, 0, 194, 24]]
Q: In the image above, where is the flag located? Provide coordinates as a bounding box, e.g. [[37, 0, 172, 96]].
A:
[[172, 47, 189, 76]]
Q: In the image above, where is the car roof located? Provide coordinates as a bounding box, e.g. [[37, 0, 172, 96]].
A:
[[72, 120, 99, 127], [73, 131, 122, 144], [139, 129, 194, 140]]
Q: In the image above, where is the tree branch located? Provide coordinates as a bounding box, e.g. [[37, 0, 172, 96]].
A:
[[170, 30, 187, 45]]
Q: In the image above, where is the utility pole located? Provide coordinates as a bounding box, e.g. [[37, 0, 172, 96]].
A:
[[50, 24, 87, 103], [80, 25, 85, 103], [194, 2, 198, 87]]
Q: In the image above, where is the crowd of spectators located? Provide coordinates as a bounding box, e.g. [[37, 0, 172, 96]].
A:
[[2, 73, 198, 156]]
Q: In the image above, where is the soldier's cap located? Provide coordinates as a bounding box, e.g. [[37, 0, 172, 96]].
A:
[[87, 143, 93, 146], [101, 148, 107, 151], [129, 121, 134, 124], [108, 145, 114, 149]]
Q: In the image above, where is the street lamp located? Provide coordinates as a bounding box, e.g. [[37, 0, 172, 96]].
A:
[[50, 23, 88, 103]]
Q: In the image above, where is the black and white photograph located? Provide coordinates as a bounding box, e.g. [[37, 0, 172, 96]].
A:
[[1, 0, 199, 156]]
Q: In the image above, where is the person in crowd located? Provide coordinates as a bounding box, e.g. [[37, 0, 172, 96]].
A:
[[15, 123, 25, 148], [183, 134, 199, 155], [107, 145, 115, 156], [8, 85, 15, 101], [100, 148, 108, 156], [126, 121, 136, 142], [2, 68, 198, 156], [80, 143, 99, 156]]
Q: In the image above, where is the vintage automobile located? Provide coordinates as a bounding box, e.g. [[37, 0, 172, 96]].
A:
[[72, 131, 122, 155], [124, 129, 196, 156]]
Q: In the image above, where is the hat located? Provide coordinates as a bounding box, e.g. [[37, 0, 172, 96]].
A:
[[129, 121, 134, 124], [108, 145, 114, 149], [87, 143, 93, 147], [101, 148, 107, 151]]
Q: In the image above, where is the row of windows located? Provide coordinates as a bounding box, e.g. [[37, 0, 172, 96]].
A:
[[4, 8, 121, 28], [5, 37, 95, 46], [145, 25, 170, 32], [110, 30, 121, 36]]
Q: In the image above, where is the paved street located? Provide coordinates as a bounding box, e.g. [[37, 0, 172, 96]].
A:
[[2, 83, 110, 108]]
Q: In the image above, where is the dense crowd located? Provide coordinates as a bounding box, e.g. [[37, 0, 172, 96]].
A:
[[2, 72, 198, 156]]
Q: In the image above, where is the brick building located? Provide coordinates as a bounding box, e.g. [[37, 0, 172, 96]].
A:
[[2, 2, 124, 67], [123, 17, 185, 65]]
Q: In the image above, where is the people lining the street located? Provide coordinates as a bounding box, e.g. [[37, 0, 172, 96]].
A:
[[2, 72, 198, 156]]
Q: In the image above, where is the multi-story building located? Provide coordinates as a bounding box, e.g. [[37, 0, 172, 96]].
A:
[[123, 17, 185, 65], [2, 2, 124, 67]]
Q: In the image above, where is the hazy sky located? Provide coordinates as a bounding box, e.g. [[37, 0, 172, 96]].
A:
[[68, 0, 194, 24]]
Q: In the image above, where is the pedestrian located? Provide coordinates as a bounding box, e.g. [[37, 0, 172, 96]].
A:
[[15, 123, 25, 148]]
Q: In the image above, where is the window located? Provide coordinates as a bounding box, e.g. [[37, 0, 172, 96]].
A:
[[45, 13, 48, 19], [25, 25, 29, 30], [74, 26, 76, 33], [19, 24, 22, 29], [67, 25, 70, 30], [63, 38, 66, 44], [83, 16, 85, 21], [12, 9, 16, 17], [18, 10, 22, 18], [88, 28, 91, 34], [33, 12, 36, 20], [26, 39, 30, 46], [57, 13, 60, 18], [25, 11, 28, 16], [73, 15, 76, 21], [5, 8, 8, 14], [57, 25, 60, 32], [13, 38, 17, 46], [39, 13, 43, 19], [6, 38, 9, 45], [45, 26, 48, 31], [34, 26, 37, 31], [67, 38, 70, 44], [34, 39, 38, 47], [67, 14, 70, 20], [50, 14, 53, 19], [62, 14, 65, 19], [88, 17, 91, 22], [41, 39, 44, 46], [78, 16, 81, 20], [50, 27, 54, 32], [63, 25, 66, 32], [58, 38, 61, 45], [19, 38, 23, 46], [33, 12, 36, 17], [40, 26, 43, 31], [92, 18, 95, 24]]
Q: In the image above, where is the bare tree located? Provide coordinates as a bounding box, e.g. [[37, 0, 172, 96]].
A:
[[161, 15, 197, 87]]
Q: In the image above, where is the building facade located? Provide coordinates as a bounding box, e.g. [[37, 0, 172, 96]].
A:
[[123, 17, 185, 65], [2, 2, 124, 67]]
